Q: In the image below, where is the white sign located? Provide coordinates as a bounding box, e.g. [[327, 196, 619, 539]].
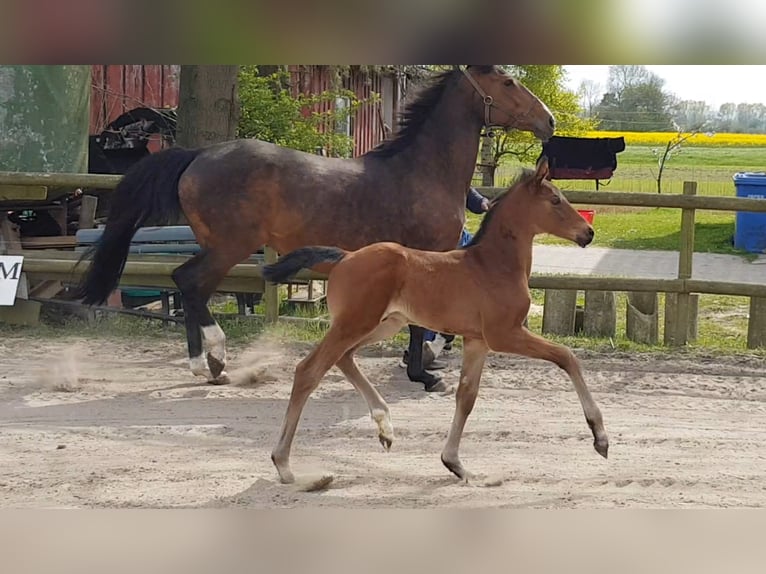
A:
[[0, 256, 24, 306]]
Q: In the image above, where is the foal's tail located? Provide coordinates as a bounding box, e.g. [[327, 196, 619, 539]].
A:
[[262, 247, 347, 283], [74, 147, 201, 305]]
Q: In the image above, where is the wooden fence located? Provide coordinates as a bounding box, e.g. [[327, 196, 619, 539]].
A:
[[4, 171, 766, 346]]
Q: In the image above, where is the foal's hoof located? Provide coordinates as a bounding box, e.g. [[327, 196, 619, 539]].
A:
[[206, 352, 226, 379], [594, 437, 609, 459], [379, 434, 393, 451], [441, 453, 468, 481]]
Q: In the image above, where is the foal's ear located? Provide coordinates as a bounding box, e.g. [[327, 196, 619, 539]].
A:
[[535, 156, 550, 183]]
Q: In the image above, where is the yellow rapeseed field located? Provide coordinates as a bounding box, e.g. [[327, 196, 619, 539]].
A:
[[587, 131, 766, 147]]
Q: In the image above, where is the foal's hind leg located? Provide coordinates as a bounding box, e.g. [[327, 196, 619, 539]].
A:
[[335, 315, 408, 451], [491, 327, 608, 458], [441, 337, 489, 480], [271, 325, 363, 484]]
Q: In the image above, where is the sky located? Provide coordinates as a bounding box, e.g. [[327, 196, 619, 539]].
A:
[[564, 66, 766, 109]]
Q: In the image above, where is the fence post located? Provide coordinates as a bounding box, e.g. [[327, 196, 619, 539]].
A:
[[747, 297, 766, 349], [670, 181, 697, 347], [264, 247, 279, 323], [542, 289, 577, 335]]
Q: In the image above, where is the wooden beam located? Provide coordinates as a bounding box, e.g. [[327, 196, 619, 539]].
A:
[[0, 185, 48, 201], [671, 181, 697, 347], [264, 247, 279, 323], [0, 171, 121, 189], [78, 195, 99, 229], [476, 187, 766, 213]]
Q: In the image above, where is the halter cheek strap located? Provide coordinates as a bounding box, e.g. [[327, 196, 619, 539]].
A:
[[461, 67, 537, 133]]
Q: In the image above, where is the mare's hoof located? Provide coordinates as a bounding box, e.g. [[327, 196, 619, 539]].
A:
[[424, 379, 452, 393], [207, 372, 231, 386], [206, 352, 226, 379], [408, 368, 443, 387]]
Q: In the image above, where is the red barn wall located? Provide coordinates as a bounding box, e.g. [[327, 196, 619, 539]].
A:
[[91, 65, 394, 156]]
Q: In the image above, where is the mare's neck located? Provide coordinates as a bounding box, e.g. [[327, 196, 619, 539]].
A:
[[396, 79, 484, 187]]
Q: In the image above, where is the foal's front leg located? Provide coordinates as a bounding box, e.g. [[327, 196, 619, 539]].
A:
[[492, 327, 608, 458], [441, 338, 489, 480]]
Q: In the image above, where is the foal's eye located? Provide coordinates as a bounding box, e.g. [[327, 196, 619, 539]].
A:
[[551, 195, 561, 205]]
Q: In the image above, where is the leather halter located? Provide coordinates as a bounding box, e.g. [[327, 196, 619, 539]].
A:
[[461, 67, 538, 134]]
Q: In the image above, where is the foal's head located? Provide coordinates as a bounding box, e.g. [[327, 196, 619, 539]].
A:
[[499, 156, 594, 247]]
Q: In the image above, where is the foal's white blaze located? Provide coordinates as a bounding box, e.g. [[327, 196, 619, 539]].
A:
[[202, 323, 227, 363]]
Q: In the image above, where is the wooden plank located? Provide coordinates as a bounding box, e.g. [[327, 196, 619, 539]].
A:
[[21, 236, 78, 249], [747, 297, 766, 349], [0, 299, 41, 326], [125, 65, 144, 109], [105, 65, 126, 125], [78, 195, 98, 230], [0, 172, 121, 189], [144, 66, 163, 108], [475, 187, 766, 213], [90, 65, 106, 134], [0, 218, 22, 254], [264, 247, 279, 323], [162, 65, 180, 108], [671, 181, 697, 347], [0, 185, 48, 201]]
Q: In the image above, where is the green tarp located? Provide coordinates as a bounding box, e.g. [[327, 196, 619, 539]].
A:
[[0, 65, 90, 173]]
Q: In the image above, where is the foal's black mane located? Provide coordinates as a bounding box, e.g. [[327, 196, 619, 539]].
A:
[[366, 66, 496, 159], [463, 168, 535, 248]]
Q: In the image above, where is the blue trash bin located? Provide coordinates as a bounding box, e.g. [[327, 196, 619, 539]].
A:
[[733, 172, 766, 253]]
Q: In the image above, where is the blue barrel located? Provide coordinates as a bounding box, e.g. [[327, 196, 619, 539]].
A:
[[733, 172, 766, 253]]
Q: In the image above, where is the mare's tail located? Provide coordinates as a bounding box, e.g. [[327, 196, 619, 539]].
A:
[[74, 147, 201, 305], [262, 247, 346, 283]]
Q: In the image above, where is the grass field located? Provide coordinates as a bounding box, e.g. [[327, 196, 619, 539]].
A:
[[486, 136, 766, 255], [494, 136, 766, 196]]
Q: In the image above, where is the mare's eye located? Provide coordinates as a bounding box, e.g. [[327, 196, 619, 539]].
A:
[[551, 195, 561, 205], [504, 79, 515, 87]]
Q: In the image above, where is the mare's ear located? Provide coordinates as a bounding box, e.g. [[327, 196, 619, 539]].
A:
[[535, 155, 550, 183]]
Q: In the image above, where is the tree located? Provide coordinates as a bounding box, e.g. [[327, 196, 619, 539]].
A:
[[606, 65, 652, 93], [175, 66, 239, 148], [670, 100, 714, 131], [594, 65, 674, 132], [237, 66, 368, 157], [577, 78, 603, 118], [652, 123, 710, 194], [483, 65, 597, 184]]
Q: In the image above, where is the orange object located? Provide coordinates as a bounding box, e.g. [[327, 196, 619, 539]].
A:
[[577, 209, 595, 225]]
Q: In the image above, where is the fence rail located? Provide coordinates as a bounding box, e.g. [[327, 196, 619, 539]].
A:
[[4, 171, 766, 347]]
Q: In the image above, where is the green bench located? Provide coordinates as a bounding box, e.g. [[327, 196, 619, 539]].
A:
[[75, 225, 266, 315]]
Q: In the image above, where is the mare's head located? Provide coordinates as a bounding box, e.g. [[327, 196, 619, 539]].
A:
[[480, 156, 594, 248], [463, 65, 555, 141]]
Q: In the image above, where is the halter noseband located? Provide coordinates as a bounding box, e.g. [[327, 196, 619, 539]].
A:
[[461, 67, 537, 135]]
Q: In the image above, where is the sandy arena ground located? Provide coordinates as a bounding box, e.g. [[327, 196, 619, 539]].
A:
[[1, 333, 765, 508]]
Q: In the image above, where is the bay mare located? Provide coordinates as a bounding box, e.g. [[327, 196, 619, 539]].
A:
[[262, 157, 608, 484], [76, 65, 555, 391]]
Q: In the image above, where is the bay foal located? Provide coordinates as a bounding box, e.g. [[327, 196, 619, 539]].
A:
[[263, 157, 608, 483]]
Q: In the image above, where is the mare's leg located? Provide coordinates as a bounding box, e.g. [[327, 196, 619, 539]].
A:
[[171, 247, 249, 381], [492, 327, 608, 458], [406, 325, 443, 391], [440, 338, 489, 480]]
